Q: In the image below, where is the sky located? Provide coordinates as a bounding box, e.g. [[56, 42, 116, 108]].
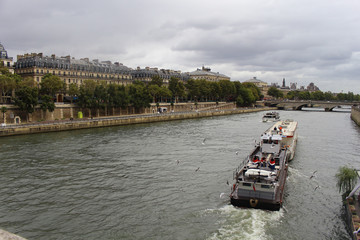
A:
[[1, 0, 360, 93]]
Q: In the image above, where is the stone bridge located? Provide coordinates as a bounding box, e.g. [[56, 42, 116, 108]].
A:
[[262, 100, 359, 111]]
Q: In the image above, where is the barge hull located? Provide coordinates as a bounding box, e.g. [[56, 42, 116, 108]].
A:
[[230, 198, 281, 211]]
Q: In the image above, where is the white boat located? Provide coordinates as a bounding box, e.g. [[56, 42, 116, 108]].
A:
[[262, 112, 280, 122], [230, 119, 298, 210]]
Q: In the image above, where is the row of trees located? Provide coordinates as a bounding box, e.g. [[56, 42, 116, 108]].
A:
[[0, 67, 262, 119], [267, 86, 360, 101]]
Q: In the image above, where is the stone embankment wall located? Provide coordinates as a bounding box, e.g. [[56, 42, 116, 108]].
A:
[[0, 107, 274, 137], [0, 102, 234, 124], [351, 106, 360, 127]]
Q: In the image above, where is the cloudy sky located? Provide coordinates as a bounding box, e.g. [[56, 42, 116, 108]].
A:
[[1, 0, 360, 93]]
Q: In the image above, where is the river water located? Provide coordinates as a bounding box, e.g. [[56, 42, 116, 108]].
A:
[[1, 110, 359, 240]]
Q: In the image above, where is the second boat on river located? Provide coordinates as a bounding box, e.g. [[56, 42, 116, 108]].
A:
[[230, 119, 298, 211]]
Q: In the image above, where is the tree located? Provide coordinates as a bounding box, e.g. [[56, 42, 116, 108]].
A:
[[1, 106, 7, 123], [159, 86, 172, 102], [298, 91, 310, 100], [40, 95, 55, 112], [242, 82, 261, 101], [148, 84, 162, 103], [14, 85, 39, 121], [107, 84, 129, 110], [336, 166, 358, 196], [311, 91, 325, 100], [149, 75, 163, 87], [40, 74, 64, 96], [77, 80, 97, 109], [209, 81, 221, 102], [267, 87, 284, 99], [238, 86, 255, 106], [185, 79, 200, 101], [0, 72, 17, 103], [128, 81, 152, 111], [236, 95, 244, 107], [68, 83, 79, 104], [38, 74, 65, 112], [324, 91, 335, 101], [169, 77, 186, 103], [198, 79, 211, 102], [94, 84, 108, 110]]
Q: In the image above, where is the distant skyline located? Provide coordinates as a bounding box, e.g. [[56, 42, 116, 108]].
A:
[[1, 0, 359, 93]]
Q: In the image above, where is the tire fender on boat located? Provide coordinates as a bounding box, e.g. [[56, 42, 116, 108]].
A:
[[250, 199, 258, 207]]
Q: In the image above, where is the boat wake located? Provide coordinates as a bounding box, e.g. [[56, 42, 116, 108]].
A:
[[206, 205, 284, 240]]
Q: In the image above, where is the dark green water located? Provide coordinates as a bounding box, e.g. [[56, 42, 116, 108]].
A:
[[0, 110, 358, 240]]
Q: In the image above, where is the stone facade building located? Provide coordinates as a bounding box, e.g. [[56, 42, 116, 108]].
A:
[[0, 42, 14, 73], [189, 66, 230, 81], [15, 53, 230, 89], [244, 77, 269, 97], [15, 53, 133, 87], [131, 66, 190, 84]]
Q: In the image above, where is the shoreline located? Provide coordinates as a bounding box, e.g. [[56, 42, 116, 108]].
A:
[[0, 107, 274, 137]]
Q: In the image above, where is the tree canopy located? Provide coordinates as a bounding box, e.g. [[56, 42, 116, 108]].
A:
[[336, 166, 358, 195]]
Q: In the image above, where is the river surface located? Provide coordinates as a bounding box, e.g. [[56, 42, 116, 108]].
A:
[[1, 110, 359, 240]]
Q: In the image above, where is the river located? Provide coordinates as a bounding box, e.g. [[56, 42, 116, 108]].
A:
[[0, 110, 359, 240]]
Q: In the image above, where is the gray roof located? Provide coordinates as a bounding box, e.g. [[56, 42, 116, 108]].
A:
[[245, 77, 266, 83], [189, 68, 229, 79], [15, 54, 132, 74]]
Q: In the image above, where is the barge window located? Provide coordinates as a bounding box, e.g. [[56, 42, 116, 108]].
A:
[[243, 183, 251, 187], [261, 185, 270, 189]]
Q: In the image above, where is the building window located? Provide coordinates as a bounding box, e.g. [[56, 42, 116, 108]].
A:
[[41, 70, 43, 74], [37, 77, 39, 82]]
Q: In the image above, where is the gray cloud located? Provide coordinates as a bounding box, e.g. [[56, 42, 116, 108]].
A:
[[1, 0, 360, 93]]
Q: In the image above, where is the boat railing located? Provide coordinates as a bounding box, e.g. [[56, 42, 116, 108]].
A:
[[233, 156, 250, 180]]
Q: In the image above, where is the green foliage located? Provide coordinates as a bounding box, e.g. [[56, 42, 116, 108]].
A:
[[1, 106, 7, 114], [219, 80, 236, 101], [148, 84, 162, 103], [128, 82, 152, 110], [68, 83, 79, 103], [267, 86, 284, 99], [237, 86, 255, 106], [285, 90, 360, 101], [149, 75, 163, 87], [0, 73, 17, 103], [168, 77, 186, 103], [336, 166, 358, 195], [94, 84, 108, 109], [185, 79, 200, 101], [77, 80, 97, 109], [14, 85, 39, 114], [242, 82, 261, 100], [40, 95, 55, 112], [159, 86, 172, 101], [236, 95, 244, 107], [107, 84, 129, 109], [311, 91, 324, 100], [18, 77, 37, 88], [40, 74, 64, 96]]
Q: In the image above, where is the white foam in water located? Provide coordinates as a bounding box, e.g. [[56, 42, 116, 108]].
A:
[[207, 205, 284, 240]]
